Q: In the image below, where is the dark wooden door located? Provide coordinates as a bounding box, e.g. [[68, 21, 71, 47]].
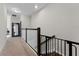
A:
[[12, 22, 21, 37]]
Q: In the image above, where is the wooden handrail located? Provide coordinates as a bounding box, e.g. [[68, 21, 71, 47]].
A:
[[40, 35, 55, 45], [21, 28, 37, 30], [40, 35, 79, 45]]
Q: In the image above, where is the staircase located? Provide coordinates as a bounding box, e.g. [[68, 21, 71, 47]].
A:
[[40, 35, 79, 56], [21, 27, 79, 56]]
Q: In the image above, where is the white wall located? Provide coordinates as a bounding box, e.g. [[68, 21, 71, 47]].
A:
[[7, 14, 11, 37], [31, 4, 79, 55], [21, 15, 31, 41], [11, 14, 21, 23], [31, 3, 79, 42], [0, 4, 7, 51], [21, 15, 31, 28]]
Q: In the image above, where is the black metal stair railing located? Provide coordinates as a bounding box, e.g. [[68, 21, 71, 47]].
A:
[[40, 35, 79, 56], [21, 27, 79, 56]]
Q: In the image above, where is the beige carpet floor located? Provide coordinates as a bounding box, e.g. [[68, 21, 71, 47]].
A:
[[0, 37, 37, 56]]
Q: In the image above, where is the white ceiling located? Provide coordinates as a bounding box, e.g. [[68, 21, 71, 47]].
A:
[[5, 3, 48, 16]]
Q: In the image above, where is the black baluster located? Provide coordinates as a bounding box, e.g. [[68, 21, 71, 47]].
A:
[[50, 38, 51, 55], [48, 38, 49, 55], [57, 40, 59, 54], [46, 37, 47, 55], [64, 41, 66, 56], [52, 38, 53, 56], [61, 40, 62, 55]]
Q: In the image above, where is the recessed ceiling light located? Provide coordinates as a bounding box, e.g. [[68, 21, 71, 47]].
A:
[[11, 8, 21, 13], [34, 5, 38, 9], [14, 9, 21, 13]]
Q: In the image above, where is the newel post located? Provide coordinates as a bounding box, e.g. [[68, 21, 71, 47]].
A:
[[37, 27, 41, 56], [67, 41, 72, 56]]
